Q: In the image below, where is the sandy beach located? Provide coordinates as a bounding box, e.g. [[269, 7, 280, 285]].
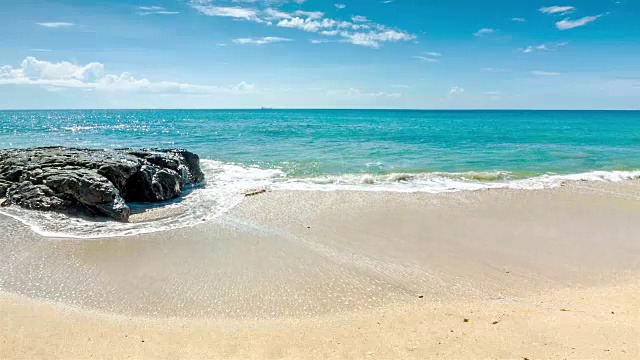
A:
[[2, 180, 640, 359]]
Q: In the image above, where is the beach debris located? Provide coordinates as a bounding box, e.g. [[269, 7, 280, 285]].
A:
[[463, 318, 470, 323], [417, 294, 424, 299], [0, 147, 204, 221], [244, 188, 267, 197], [492, 320, 499, 325], [560, 308, 570, 312]]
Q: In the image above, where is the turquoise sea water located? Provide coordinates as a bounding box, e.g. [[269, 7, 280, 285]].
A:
[[1, 109, 639, 237], [2, 109, 640, 177]]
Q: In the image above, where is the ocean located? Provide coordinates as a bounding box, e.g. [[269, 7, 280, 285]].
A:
[[1, 109, 639, 237]]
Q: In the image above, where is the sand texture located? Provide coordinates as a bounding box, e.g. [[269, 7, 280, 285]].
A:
[[2, 180, 640, 359]]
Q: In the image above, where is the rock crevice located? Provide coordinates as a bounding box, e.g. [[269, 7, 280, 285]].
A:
[[0, 147, 204, 221]]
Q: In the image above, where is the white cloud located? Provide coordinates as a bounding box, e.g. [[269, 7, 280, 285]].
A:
[[511, 17, 526, 22], [423, 51, 442, 57], [520, 41, 568, 53], [264, 8, 292, 19], [295, 10, 324, 19], [539, 6, 575, 15], [412, 56, 439, 63], [190, 5, 261, 21], [189, 1, 415, 48], [36, 22, 74, 28], [138, 6, 164, 11], [277, 17, 333, 32], [232, 81, 256, 92], [556, 15, 601, 30], [531, 70, 562, 76], [473, 28, 495, 37], [448, 86, 464, 95], [392, 84, 410, 88], [233, 36, 292, 45], [137, 6, 179, 15], [0, 57, 256, 94], [341, 30, 415, 48], [335, 3, 346, 9]]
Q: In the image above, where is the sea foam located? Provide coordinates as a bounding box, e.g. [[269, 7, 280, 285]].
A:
[[1, 159, 638, 239]]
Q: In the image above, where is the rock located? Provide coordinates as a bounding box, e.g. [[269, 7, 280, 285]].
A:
[[0, 147, 204, 222], [126, 165, 182, 202], [2, 181, 70, 211], [43, 169, 130, 221], [0, 179, 13, 197]]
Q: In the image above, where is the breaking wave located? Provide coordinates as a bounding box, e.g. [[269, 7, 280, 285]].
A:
[[1, 159, 638, 238]]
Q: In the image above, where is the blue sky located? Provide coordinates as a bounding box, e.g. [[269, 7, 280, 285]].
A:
[[0, 0, 638, 109]]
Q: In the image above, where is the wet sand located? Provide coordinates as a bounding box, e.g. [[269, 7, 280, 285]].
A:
[[2, 180, 640, 358]]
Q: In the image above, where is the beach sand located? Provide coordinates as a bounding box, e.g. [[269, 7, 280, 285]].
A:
[[2, 180, 640, 359]]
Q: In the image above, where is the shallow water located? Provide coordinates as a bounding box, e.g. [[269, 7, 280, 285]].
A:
[[1, 109, 639, 237]]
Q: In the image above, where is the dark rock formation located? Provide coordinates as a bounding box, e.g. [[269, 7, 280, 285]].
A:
[[0, 147, 204, 221]]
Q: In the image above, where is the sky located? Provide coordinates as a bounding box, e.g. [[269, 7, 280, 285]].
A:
[[0, 0, 638, 110]]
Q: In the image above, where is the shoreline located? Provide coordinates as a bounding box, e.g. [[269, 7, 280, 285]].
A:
[[2, 180, 640, 358]]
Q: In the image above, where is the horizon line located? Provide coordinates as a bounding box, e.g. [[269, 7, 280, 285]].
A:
[[0, 108, 638, 112]]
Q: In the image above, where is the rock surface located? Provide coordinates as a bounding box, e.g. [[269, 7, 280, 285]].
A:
[[0, 147, 204, 221]]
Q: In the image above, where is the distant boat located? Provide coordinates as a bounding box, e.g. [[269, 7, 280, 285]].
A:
[[260, 106, 273, 110]]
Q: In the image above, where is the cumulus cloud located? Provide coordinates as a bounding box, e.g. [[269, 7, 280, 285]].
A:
[[295, 10, 324, 19], [335, 3, 346, 9], [556, 15, 601, 30], [448, 86, 464, 95], [511, 17, 526, 22], [264, 8, 292, 19], [189, 1, 415, 48], [233, 36, 292, 45], [340, 29, 415, 48], [277, 17, 334, 32], [0, 57, 256, 94]]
